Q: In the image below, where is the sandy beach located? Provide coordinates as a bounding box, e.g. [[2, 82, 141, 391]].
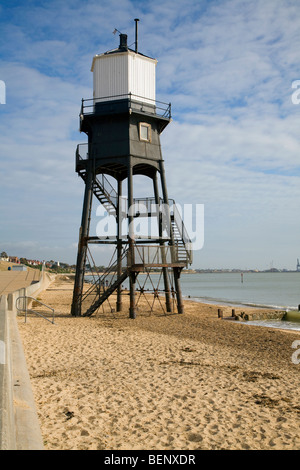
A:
[[17, 275, 300, 450]]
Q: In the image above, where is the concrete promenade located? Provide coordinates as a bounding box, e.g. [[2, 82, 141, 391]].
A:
[[0, 268, 54, 450], [0, 270, 41, 296]]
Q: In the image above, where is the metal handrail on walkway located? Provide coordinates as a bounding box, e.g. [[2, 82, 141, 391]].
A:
[[16, 296, 55, 324], [81, 93, 172, 119]]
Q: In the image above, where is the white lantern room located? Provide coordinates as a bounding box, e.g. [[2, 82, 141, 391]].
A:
[[91, 34, 157, 106]]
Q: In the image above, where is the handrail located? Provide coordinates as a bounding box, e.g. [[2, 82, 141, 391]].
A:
[[76, 146, 117, 198], [76, 146, 118, 210], [170, 200, 193, 264], [80, 93, 171, 120], [16, 296, 55, 324], [81, 246, 129, 302], [75, 151, 193, 264], [133, 198, 193, 264], [95, 173, 118, 210], [128, 244, 186, 267]]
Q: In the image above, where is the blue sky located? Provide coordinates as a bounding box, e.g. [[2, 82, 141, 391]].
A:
[[0, 0, 300, 269]]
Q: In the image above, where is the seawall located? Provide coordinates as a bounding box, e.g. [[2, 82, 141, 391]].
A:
[[0, 270, 55, 450]]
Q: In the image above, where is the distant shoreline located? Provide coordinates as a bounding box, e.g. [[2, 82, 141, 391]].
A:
[[83, 270, 300, 276]]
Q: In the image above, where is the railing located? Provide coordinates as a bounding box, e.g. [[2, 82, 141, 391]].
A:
[[75, 144, 87, 171], [128, 244, 183, 267], [81, 246, 129, 303], [76, 144, 118, 209], [75, 151, 193, 263], [169, 199, 193, 264], [80, 93, 171, 120], [76, 143, 89, 161], [132, 198, 193, 264], [95, 173, 118, 209], [16, 296, 55, 324]]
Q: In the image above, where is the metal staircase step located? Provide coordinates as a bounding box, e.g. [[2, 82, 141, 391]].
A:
[[83, 270, 129, 317], [79, 171, 117, 215]]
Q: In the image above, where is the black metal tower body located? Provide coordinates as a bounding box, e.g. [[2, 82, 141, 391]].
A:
[[71, 32, 192, 318]]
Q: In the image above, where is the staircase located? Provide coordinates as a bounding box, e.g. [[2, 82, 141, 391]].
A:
[[76, 148, 192, 265], [170, 203, 193, 266], [78, 166, 117, 216], [83, 270, 129, 317], [171, 216, 190, 264], [92, 176, 116, 215], [81, 247, 129, 317]]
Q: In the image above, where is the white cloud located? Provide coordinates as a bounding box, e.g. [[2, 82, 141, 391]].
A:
[[0, 0, 300, 269]]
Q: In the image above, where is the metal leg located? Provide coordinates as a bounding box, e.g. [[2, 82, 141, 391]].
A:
[[71, 161, 94, 316], [159, 161, 184, 315], [117, 179, 123, 312], [128, 162, 136, 319], [129, 271, 137, 319], [173, 267, 184, 314], [153, 173, 172, 312]]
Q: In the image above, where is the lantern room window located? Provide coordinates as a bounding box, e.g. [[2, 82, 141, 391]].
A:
[[139, 122, 151, 142]]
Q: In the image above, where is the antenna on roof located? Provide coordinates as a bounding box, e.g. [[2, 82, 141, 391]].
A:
[[134, 18, 139, 53]]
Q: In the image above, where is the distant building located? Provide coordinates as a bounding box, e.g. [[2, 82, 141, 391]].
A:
[[9, 256, 20, 264], [27, 259, 43, 266], [12, 264, 27, 271]]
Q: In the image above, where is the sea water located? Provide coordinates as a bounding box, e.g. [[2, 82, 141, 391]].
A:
[[86, 271, 300, 331], [180, 272, 300, 332], [180, 272, 300, 311]]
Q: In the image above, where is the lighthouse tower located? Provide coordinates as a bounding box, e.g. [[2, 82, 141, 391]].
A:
[[71, 23, 192, 318]]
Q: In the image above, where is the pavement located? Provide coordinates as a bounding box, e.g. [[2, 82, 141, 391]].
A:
[[0, 270, 41, 296]]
